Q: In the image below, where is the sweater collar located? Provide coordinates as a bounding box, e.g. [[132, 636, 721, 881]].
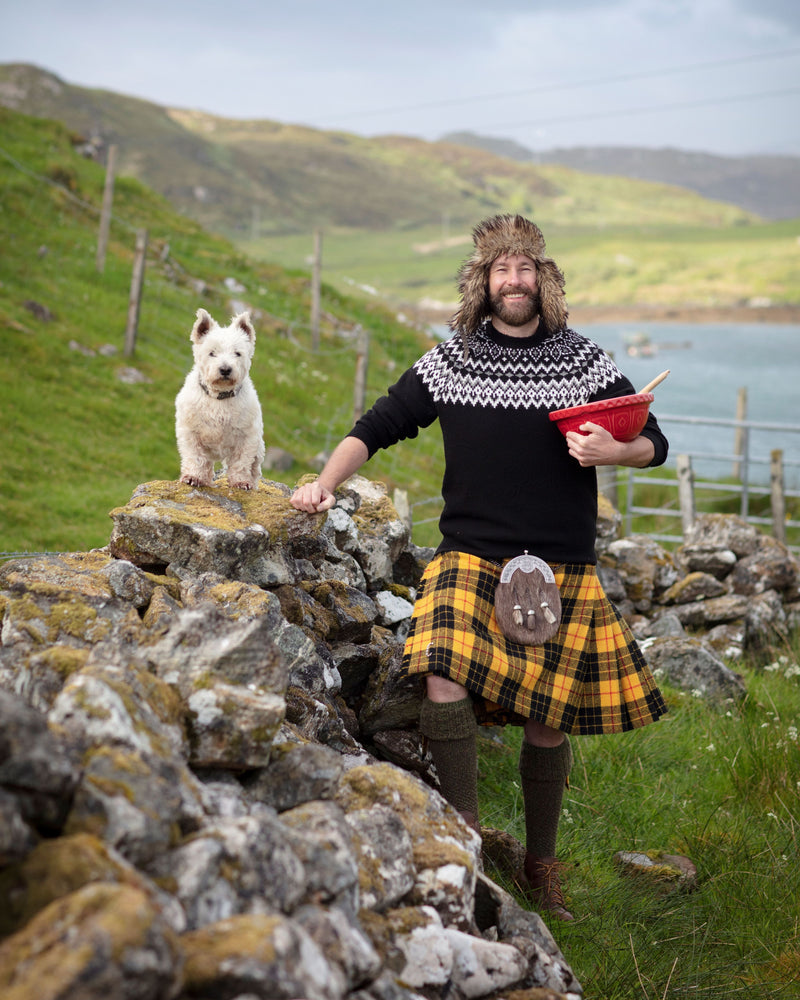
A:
[[484, 318, 552, 350]]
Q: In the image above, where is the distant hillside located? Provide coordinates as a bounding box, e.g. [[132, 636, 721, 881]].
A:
[[0, 63, 756, 242], [0, 63, 553, 237], [4, 63, 798, 324], [443, 132, 800, 221]]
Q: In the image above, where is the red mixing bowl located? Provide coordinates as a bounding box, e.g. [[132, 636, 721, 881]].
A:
[[549, 392, 654, 442]]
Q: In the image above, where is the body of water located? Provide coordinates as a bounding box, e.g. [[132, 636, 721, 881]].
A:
[[433, 322, 800, 487], [584, 322, 800, 487]]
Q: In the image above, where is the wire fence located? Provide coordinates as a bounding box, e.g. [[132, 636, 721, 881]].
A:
[[618, 413, 800, 552]]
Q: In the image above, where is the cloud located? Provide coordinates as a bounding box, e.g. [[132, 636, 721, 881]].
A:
[[732, 0, 800, 30], [0, 0, 798, 154]]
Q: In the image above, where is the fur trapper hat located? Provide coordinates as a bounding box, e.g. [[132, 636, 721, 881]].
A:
[[450, 214, 568, 358]]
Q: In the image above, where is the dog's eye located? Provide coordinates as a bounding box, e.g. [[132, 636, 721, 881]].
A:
[[235, 351, 242, 357], [209, 351, 216, 357]]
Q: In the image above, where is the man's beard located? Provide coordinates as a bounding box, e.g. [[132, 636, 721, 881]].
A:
[[489, 287, 541, 327]]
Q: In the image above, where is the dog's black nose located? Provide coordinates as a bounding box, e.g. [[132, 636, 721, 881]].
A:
[[219, 366, 232, 379]]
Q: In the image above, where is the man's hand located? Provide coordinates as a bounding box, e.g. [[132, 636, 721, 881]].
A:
[[290, 481, 337, 513], [565, 421, 624, 467], [565, 421, 655, 469]]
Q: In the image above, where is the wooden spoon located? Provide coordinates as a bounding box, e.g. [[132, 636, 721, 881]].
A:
[[639, 369, 670, 394]]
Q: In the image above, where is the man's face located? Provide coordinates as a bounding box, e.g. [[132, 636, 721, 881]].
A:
[[488, 253, 539, 327]]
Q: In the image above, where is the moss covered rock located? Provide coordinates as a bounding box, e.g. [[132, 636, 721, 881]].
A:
[[0, 882, 182, 1000]]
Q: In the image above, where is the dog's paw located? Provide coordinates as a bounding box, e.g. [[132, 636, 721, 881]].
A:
[[228, 480, 253, 490], [180, 474, 212, 488]]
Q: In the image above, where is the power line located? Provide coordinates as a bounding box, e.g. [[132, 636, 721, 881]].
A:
[[324, 47, 800, 122], [483, 85, 800, 134]]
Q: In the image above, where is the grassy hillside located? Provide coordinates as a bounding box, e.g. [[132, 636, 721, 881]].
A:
[[241, 214, 800, 317], [3, 64, 797, 319], [0, 107, 446, 554], [444, 131, 800, 221], [7, 63, 749, 238]]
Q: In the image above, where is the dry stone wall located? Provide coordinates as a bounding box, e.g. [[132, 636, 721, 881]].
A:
[[1, 475, 798, 1000]]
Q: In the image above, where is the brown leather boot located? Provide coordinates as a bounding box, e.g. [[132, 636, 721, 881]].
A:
[[458, 809, 481, 836], [515, 853, 574, 921]]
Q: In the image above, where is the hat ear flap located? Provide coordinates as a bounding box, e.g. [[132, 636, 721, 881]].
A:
[[450, 256, 490, 358], [537, 259, 568, 332]]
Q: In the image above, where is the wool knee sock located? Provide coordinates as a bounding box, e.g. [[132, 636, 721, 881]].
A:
[[419, 696, 479, 820], [518, 737, 573, 858]]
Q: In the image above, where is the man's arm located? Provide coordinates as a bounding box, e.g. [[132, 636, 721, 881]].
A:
[[290, 436, 369, 512]]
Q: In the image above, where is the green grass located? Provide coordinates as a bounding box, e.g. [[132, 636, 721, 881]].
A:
[[478, 639, 800, 998], [0, 107, 444, 553]]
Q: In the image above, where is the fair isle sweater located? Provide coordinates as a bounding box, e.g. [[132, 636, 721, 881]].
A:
[[349, 321, 669, 564]]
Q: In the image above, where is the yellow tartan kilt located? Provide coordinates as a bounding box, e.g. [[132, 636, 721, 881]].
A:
[[402, 551, 667, 735]]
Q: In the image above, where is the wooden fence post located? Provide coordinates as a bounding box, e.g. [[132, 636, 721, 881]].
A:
[[676, 453, 696, 533], [770, 449, 787, 544], [353, 327, 369, 424], [124, 229, 148, 358], [311, 229, 322, 352], [598, 466, 619, 508], [393, 488, 412, 533], [733, 387, 747, 479], [96, 143, 117, 273]]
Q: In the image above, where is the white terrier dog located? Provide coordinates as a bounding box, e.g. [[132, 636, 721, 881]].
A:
[[175, 308, 265, 490]]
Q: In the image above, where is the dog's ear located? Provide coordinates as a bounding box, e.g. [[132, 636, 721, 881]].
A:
[[191, 308, 214, 343], [233, 312, 255, 343]]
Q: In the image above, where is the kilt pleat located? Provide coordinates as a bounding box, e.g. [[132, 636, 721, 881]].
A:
[[402, 551, 667, 735]]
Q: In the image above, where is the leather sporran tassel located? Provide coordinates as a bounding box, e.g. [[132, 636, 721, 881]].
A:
[[494, 552, 562, 645]]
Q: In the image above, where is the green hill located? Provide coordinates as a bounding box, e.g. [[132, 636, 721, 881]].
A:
[[0, 106, 446, 554], [5, 62, 799, 320], [3, 62, 750, 236]]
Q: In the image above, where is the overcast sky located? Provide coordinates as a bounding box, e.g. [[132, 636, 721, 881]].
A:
[[2, 0, 799, 156]]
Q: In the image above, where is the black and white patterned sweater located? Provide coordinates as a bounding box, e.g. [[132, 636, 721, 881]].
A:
[[349, 321, 669, 564]]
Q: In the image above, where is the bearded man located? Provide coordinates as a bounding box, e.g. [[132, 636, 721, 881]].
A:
[[291, 213, 669, 920]]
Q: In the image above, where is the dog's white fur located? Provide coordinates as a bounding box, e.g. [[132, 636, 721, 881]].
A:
[[175, 308, 265, 490]]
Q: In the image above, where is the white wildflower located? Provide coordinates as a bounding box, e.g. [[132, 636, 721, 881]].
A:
[[706, 743, 716, 752], [785, 664, 800, 679], [691, 688, 704, 698], [764, 661, 781, 672]]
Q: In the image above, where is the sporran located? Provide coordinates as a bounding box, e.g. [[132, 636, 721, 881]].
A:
[[494, 551, 562, 645]]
